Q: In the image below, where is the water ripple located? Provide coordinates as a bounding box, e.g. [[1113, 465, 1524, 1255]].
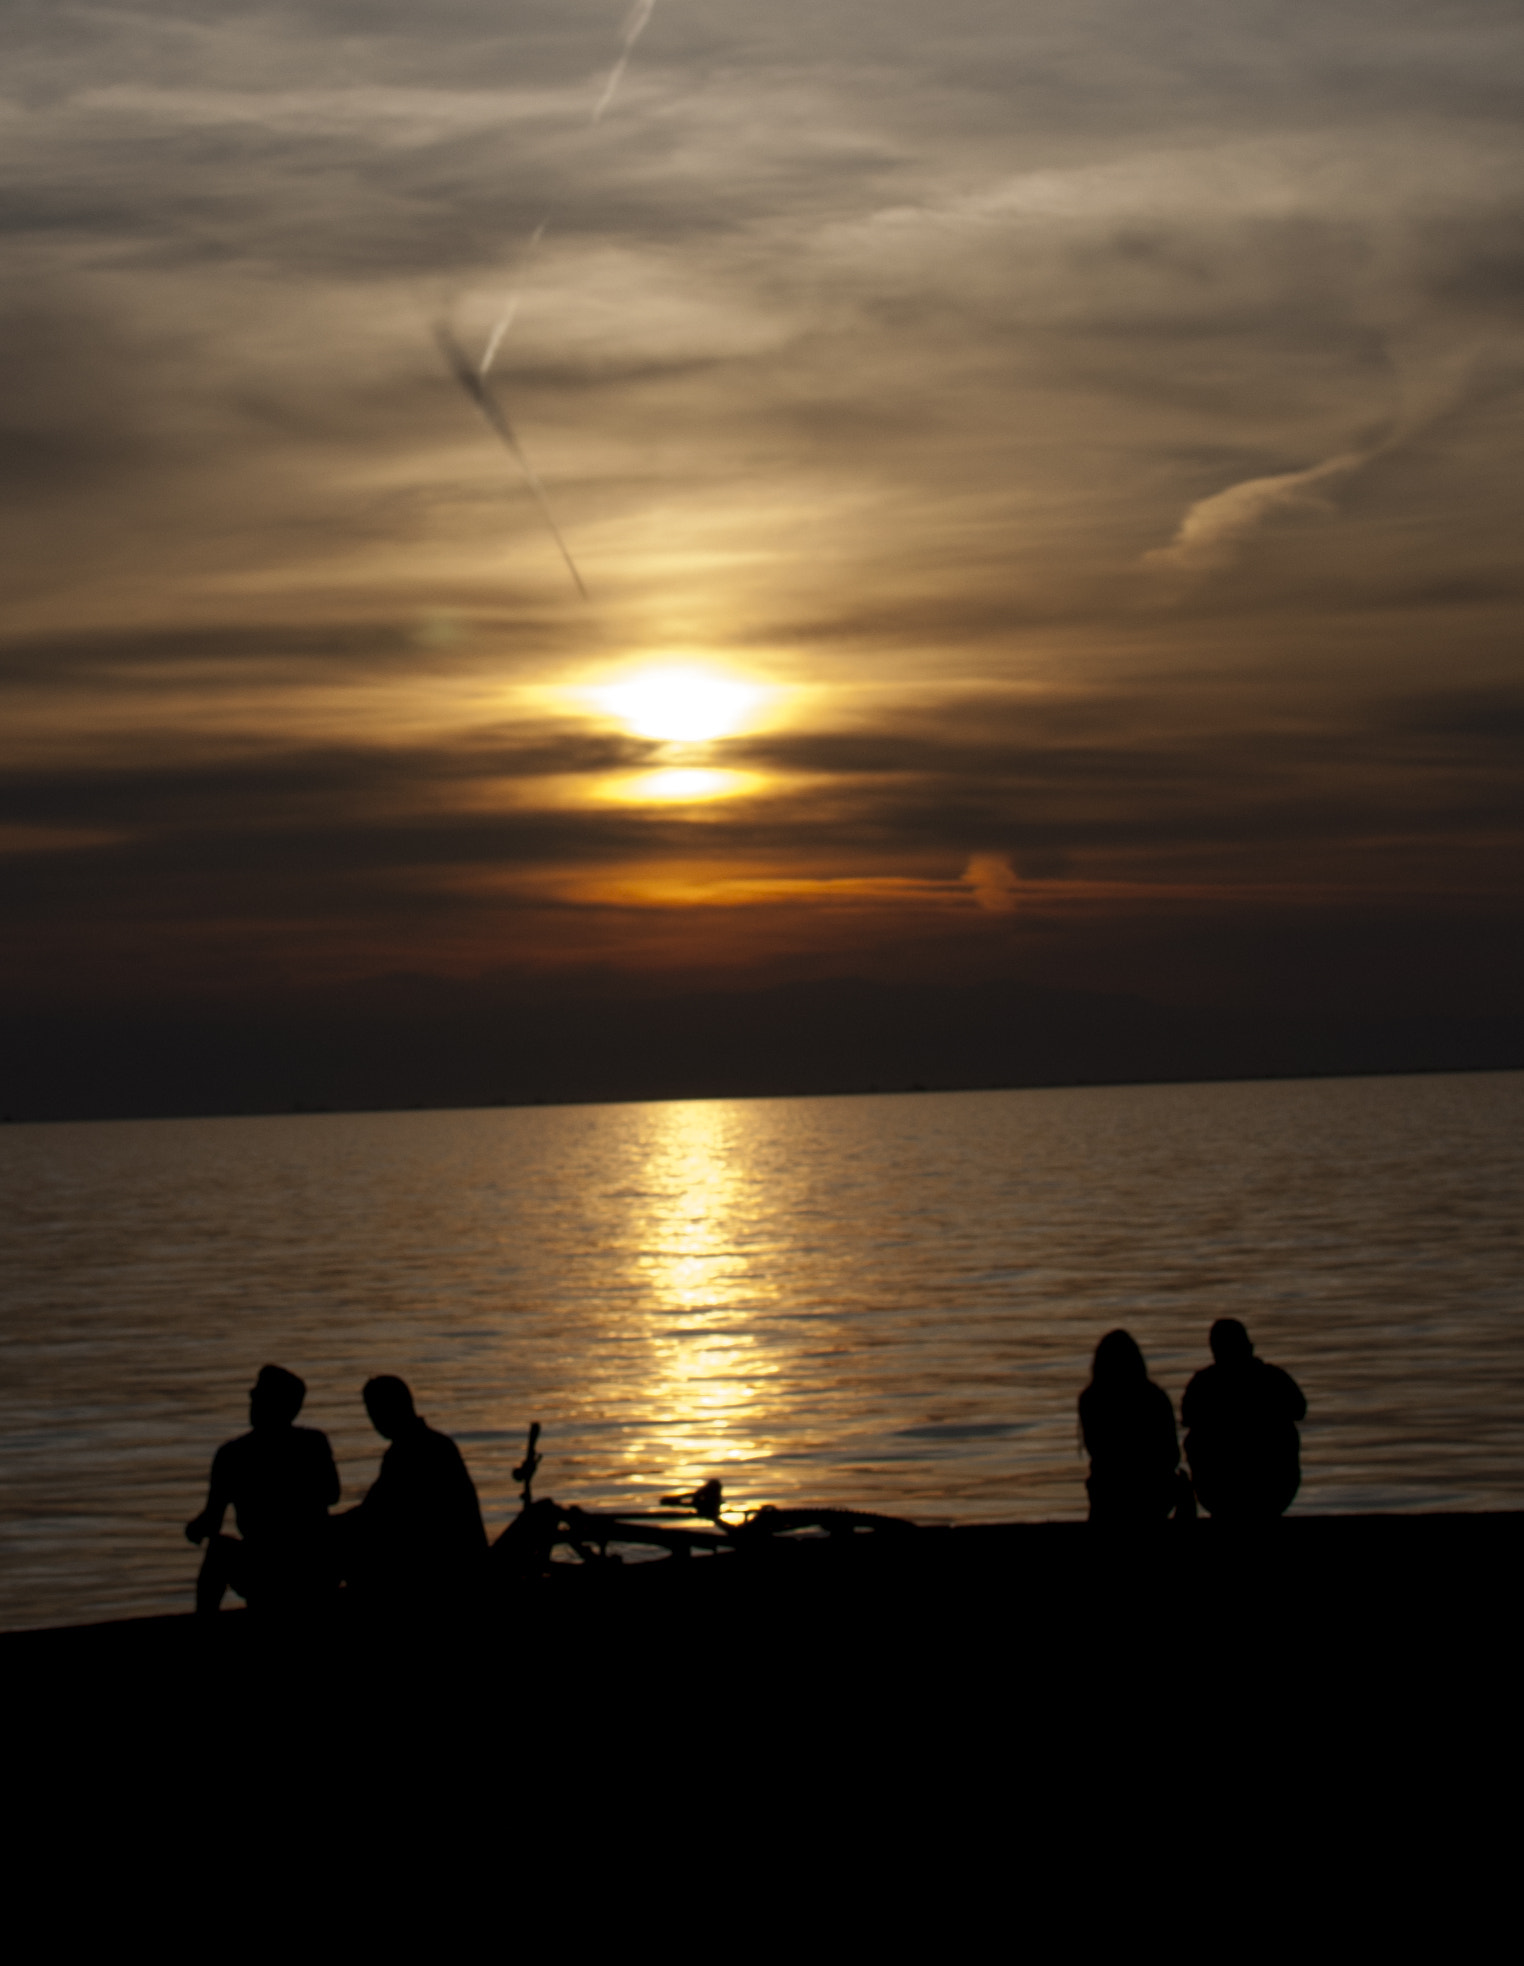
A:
[[2, 1072, 1522, 1627]]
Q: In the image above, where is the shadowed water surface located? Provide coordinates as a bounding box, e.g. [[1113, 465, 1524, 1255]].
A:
[[2, 1072, 1522, 1629]]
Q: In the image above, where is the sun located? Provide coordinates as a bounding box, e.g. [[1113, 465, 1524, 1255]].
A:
[[593, 768, 764, 805], [590, 665, 771, 744]]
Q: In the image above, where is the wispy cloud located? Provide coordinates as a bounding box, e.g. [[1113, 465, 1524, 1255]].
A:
[[962, 852, 1022, 913], [1141, 450, 1372, 575]]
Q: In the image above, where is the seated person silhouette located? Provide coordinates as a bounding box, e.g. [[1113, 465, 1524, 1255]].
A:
[[186, 1363, 341, 1615], [341, 1375, 487, 1608], [1079, 1328, 1182, 1525], [1183, 1318, 1307, 1522]]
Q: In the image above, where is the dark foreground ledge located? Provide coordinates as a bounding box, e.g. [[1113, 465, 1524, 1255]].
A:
[[8, 1514, 1521, 1816], [8, 1510, 1520, 1666]]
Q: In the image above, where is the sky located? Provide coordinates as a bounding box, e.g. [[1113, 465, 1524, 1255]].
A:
[[4, 0, 1523, 1116]]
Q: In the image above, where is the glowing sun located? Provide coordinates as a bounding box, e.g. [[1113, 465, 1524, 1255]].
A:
[[590, 666, 771, 743]]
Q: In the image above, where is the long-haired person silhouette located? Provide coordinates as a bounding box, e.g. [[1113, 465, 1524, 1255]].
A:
[[185, 1364, 341, 1614], [1078, 1330, 1183, 1525]]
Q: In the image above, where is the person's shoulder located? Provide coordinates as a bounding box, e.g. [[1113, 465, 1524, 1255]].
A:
[[1259, 1360, 1306, 1404], [421, 1423, 466, 1462], [213, 1429, 257, 1467], [291, 1425, 334, 1450]]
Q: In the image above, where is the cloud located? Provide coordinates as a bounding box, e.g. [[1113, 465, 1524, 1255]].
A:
[[1, 0, 1523, 1030], [962, 853, 1022, 912], [1141, 449, 1372, 574]]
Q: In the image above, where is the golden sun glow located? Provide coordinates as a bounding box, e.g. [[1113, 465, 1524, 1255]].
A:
[[593, 768, 764, 805], [589, 665, 773, 743]]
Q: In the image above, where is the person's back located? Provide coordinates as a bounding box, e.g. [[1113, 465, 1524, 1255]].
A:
[[186, 1364, 340, 1613], [208, 1426, 339, 1544], [1183, 1319, 1306, 1521], [346, 1376, 487, 1608], [1079, 1328, 1181, 1525]]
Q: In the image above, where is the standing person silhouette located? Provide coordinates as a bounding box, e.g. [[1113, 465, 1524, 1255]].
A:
[[186, 1364, 341, 1615], [1079, 1329, 1183, 1524], [342, 1376, 487, 1609], [1182, 1319, 1307, 1521]]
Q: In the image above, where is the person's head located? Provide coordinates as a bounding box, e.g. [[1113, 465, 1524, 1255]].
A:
[[1090, 1328, 1147, 1386], [1210, 1317, 1255, 1365], [249, 1364, 306, 1430], [363, 1375, 418, 1440]]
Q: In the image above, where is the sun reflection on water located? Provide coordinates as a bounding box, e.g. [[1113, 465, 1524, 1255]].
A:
[[619, 1101, 779, 1492]]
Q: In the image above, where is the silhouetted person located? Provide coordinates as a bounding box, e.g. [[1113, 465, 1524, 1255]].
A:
[[186, 1364, 340, 1615], [1079, 1329, 1182, 1525], [1183, 1319, 1307, 1521], [343, 1376, 487, 1609]]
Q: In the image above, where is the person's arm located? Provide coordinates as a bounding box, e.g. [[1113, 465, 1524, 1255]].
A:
[[446, 1438, 488, 1548], [314, 1432, 342, 1509], [185, 1444, 231, 1545], [356, 1444, 394, 1519], [1153, 1383, 1181, 1462]]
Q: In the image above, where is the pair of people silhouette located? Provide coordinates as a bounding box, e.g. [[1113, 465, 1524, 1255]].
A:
[[186, 1366, 486, 1615], [1079, 1318, 1306, 1524]]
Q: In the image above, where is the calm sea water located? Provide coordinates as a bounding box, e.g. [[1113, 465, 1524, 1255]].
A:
[[2, 1072, 1521, 1630]]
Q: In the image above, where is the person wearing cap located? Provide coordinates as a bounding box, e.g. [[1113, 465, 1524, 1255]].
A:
[[1182, 1319, 1307, 1521], [186, 1364, 341, 1614]]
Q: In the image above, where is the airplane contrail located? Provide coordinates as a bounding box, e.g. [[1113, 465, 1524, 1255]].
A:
[[431, 5, 658, 593], [592, 0, 655, 122], [484, 0, 656, 380], [479, 0, 655, 373], [434, 322, 589, 600], [480, 216, 549, 380]]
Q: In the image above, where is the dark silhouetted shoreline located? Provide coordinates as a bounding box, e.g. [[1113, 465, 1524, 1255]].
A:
[[10, 1511, 1519, 1667]]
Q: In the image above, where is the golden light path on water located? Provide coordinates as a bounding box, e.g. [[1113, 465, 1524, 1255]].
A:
[[615, 1100, 777, 1493]]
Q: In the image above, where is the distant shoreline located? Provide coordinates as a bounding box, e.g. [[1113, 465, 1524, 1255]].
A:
[[4, 1060, 1521, 1131]]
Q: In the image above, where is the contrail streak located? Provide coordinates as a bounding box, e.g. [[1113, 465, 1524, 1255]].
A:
[[480, 217, 549, 379], [592, 0, 655, 122], [480, 0, 655, 373], [435, 322, 589, 600], [432, 4, 656, 592]]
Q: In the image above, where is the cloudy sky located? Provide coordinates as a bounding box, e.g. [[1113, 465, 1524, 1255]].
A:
[[5, 1, 1523, 1110]]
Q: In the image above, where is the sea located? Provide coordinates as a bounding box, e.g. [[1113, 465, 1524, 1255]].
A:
[[2, 1070, 1521, 1632]]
